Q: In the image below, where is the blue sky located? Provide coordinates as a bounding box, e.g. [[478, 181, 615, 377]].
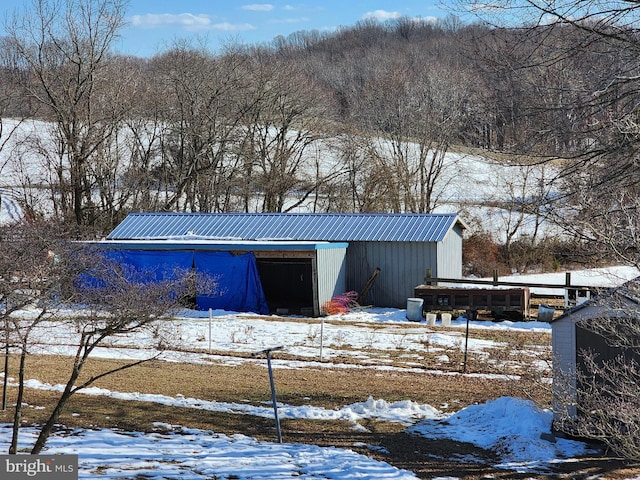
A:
[[1, 1, 457, 57]]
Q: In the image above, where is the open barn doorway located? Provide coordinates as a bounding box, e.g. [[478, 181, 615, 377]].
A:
[[256, 258, 314, 315]]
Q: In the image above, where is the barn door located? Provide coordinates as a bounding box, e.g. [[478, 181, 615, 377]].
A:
[[256, 258, 313, 314]]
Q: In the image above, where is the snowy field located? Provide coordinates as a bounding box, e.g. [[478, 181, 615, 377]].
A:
[[3, 275, 637, 479], [0, 396, 589, 479]]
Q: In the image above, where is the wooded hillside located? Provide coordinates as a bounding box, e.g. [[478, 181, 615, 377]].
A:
[[0, 0, 638, 272]]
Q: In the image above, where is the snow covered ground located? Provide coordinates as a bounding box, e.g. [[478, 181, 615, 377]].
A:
[[20, 305, 550, 380], [0, 395, 590, 479], [1, 422, 420, 479], [1, 288, 622, 479], [476, 264, 640, 296]]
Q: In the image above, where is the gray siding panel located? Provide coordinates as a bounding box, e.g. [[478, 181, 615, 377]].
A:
[[346, 241, 439, 308], [552, 317, 579, 418], [316, 247, 347, 308], [437, 224, 463, 279]]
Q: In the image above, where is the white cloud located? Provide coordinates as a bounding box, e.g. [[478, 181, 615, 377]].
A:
[[131, 13, 211, 29], [242, 4, 275, 11], [537, 13, 563, 25], [362, 9, 402, 21], [211, 22, 256, 32], [130, 13, 255, 32], [469, 2, 506, 13]]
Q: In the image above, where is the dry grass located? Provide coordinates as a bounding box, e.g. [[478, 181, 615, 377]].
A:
[[0, 353, 552, 479], [3, 353, 535, 411]]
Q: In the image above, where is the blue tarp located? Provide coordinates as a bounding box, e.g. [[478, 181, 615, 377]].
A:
[[87, 249, 268, 314], [193, 251, 268, 314], [106, 249, 194, 282]]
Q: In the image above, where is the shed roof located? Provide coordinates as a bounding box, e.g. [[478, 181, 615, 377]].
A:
[[107, 212, 465, 243]]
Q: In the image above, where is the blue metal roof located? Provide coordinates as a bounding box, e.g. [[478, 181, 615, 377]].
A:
[[106, 213, 465, 243]]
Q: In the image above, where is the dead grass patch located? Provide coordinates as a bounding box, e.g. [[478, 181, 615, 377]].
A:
[[5, 354, 540, 410]]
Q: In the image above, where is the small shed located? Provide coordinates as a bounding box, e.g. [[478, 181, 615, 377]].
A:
[[551, 277, 640, 421], [106, 212, 466, 308], [95, 239, 347, 317]]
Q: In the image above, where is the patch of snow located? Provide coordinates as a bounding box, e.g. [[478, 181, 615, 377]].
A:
[[0, 424, 419, 479], [409, 397, 589, 472]]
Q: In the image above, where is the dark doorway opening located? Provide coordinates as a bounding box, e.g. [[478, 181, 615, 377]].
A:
[[257, 258, 313, 314]]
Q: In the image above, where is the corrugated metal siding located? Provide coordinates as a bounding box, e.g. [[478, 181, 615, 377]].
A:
[[346, 241, 438, 308], [107, 212, 461, 243], [437, 223, 463, 279], [552, 318, 577, 418], [316, 247, 347, 310]]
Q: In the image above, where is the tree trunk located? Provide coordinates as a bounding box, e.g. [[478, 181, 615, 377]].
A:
[[9, 345, 27, 454], [30, 367, 80, 454]]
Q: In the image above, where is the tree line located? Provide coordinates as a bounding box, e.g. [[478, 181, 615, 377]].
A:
[[0, 0, 638, 269]]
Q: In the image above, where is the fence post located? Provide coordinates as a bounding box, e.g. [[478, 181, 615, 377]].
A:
[[319, 318, 325, 362], [252, 346, 284, 443], [208, 308, 212, 354], [462, 311, 472, 373]]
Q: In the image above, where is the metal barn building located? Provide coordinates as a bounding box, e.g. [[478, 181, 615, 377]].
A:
[[106, 212, 466, 309]]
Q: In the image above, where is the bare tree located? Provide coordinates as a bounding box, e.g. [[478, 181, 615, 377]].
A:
[[31, 244, 198, 453], [554, 172, 640, 269], [85, 55, 156, 230], [237, 48, 337, 212], [482, 161, 559, 271], [0, 37, 36, 223], [356, 56, 468, 213], [457, 0, 640, 266], [405, 62, 469, 213], [3, 0, 128, 226], [0, 221, 206, 454], [327, 128, 382, 212], [150, 40, 251, 213], [0, 222, 69, 452]]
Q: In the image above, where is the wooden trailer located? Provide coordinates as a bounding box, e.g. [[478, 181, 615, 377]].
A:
[[413, 285, 531, 321]]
